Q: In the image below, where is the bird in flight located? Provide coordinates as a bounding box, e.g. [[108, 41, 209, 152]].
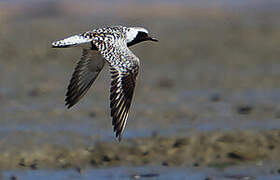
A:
[[52, 25, 158, 141]]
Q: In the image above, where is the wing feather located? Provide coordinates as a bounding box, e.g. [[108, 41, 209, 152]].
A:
[[92, 29, 139, 141], [65, 49, 105, 108], [109, 67, 138, 141]]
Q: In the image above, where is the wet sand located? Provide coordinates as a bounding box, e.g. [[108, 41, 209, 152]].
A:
[[1, 2, 280, 179], [0, 130, 280, 170]]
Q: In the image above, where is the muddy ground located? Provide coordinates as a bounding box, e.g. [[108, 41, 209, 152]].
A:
[[1, 130, 280, 171], [1, 1, 280, 179]]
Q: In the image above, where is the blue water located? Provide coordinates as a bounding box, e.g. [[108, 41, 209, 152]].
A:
[[2, 167, 207, 180], [3, 165, 280, 180]]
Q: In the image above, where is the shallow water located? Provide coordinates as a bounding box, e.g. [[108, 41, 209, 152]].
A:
[[3, 165, 280, 180], [2, 88, 280, 145]]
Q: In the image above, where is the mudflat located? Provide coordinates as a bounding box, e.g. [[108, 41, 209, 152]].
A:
[[1, 2, 280, 179]]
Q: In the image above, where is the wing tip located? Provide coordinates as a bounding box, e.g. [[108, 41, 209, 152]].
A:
[[65, 101, 73, 109], [115, 132, 123, 142], [65, 95, 75, 109], [112, 120, 123, 142]]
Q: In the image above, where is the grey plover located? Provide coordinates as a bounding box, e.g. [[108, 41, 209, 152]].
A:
[[52, 25, 158, 141]]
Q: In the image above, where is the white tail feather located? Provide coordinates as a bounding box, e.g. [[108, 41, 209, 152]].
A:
[[52, 35, 92, 48]]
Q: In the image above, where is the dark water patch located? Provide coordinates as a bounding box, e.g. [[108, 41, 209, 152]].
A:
[[236, 105, 253, 115]]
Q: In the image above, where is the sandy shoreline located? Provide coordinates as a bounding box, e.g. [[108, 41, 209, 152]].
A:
[[0, 129, 278, 170]]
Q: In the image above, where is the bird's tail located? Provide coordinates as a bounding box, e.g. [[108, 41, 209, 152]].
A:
[[52, 35, 92, 48]]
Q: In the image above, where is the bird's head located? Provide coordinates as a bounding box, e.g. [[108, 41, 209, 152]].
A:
[[126, 27, 158, 47]]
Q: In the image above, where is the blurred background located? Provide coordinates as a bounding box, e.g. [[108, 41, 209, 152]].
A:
[[1, 0, 280, 179]]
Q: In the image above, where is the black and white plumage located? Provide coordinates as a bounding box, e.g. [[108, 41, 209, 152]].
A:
[[52, 25, 158, 141]]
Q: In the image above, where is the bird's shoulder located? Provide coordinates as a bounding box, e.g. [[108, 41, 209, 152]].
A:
[[80, 26, 127, 41]]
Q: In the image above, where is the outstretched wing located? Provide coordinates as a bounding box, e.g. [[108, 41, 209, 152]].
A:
[[109, 65, 138, 141], [93, 31, 139, 141], [65, 49, 105, 108]]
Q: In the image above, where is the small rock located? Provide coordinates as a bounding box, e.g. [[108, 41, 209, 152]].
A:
[[237, 105, 253, 115], [227, 152, 244, 160], [140, 173, 159, 178], [224, 175, 254, 179], [57, 157, 71, 168], [152, 131, 158, 137], [114, 155, 121, 160], [102, 155, 111, 162], [133, 174, 141, 179], [30, 163, 38, 170], [18, 158, 25, 167], [268, 145, 275, 150], [277, 169, 280, 174], [60, 162, 72, 169], [75, 166, 85, 174], [132, 173, 159, 179], [85, 146, 95, 152], [205, 177, 212, 180], [142, 151, 149, 156], [210, 93, 221, 102], [173, 138, 188, 148], [162, 161, 168, 166], [30, 160, 38, 170], [10, 175, 18, 180], [193, 162, 200, 167], [90, 159, 98, 166]]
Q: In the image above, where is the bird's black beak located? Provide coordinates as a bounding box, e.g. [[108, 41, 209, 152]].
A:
[[147, 36, 158, 42]]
